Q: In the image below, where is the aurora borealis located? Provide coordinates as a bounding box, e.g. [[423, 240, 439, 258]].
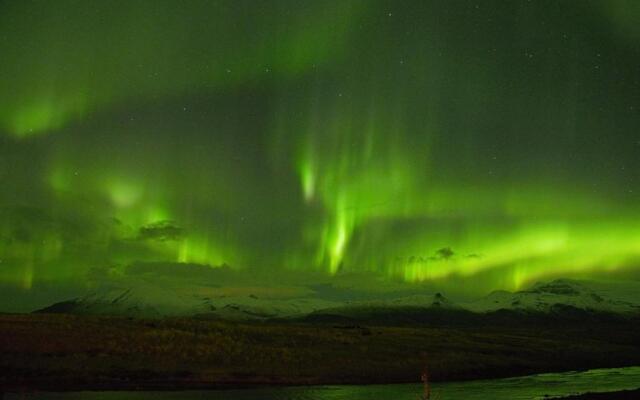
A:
[[2, 0, 640, 311]]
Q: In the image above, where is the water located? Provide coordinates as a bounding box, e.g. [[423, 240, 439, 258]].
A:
[[7, 366, 640, 400]]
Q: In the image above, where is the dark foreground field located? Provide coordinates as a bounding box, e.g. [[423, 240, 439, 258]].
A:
[[1, 313, 639, 391]]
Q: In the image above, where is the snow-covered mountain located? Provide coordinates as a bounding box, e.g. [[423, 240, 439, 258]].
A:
[[36, 281, 195, 318], [35, 278, 640, 320], [362, 292, 462, 309], [195, 295, 341, 320], [464, 279, 640, 315], [36, 280, 341, 320]]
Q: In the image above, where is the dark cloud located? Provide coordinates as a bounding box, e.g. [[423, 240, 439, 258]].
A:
[[137, 221, 184, 242]]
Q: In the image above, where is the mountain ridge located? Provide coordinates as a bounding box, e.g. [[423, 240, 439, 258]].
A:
[[34, 278, 640, 323]]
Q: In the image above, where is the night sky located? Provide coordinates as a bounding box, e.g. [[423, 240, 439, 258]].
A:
[[2, 0, 640, 311]]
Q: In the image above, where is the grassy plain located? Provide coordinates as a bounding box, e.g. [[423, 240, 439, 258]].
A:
[[1, 313, 639, 391]]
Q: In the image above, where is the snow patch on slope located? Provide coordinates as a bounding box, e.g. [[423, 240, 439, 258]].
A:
[[465, 279, 640, 314]]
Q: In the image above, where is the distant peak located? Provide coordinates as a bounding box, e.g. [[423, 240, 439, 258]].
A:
[[431, 292, 457, 308]]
